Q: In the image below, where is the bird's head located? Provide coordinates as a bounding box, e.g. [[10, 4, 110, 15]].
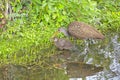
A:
[[58, 27, 67, 33], [53, 37, 58, 42], [50, 36, 58, 42]]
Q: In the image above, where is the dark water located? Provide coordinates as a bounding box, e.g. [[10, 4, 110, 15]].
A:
[[0, 34, 120, 80]]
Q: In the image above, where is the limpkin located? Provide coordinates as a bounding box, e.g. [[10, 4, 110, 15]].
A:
[[54, 21, 104, 39], [53, 21, 105, 54]]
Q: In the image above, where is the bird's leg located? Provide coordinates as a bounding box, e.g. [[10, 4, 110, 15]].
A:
[[90, 39, 98, 44], [72, 37, 77, 46], [77, 39, 89, 59], [81, 39, 89, 55], [73, 39, 77, 45]]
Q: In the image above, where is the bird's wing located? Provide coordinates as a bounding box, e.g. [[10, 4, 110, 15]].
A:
[[68, 22, 104, 39], [59, 39, 66, 47], [59, 39, 73, 49]]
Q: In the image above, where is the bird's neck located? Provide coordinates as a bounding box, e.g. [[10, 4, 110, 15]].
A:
[[63, 30, 70, 37]]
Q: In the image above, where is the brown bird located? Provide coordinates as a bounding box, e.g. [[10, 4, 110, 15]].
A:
[[52, 21, 105, 54], [52, 37, 77, 51], [55, 21, 104, 40]]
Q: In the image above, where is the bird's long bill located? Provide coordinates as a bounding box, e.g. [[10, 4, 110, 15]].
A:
[[51, 31, 59, 38]]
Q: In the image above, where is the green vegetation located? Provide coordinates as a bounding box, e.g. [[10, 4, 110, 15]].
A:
[[0, 0, 120, 79], [0, 0, 120, 64]]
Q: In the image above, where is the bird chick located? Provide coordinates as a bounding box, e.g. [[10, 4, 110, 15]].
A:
[[53, 37, 76, 51]]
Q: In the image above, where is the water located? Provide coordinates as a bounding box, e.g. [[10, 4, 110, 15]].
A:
[[0, 34, 120, 80], [69, 34, 120, 80]]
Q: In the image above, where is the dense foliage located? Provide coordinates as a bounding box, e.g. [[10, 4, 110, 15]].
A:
[[0, 0, 120, 64]]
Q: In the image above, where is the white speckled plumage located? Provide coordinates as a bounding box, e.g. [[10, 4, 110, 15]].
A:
[[59, 21, 105, 40]]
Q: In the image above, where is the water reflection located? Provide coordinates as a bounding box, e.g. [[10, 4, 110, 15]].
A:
[[0, 64, 28, 80], [52, 34, 120, 80], [0, 64, 68, 80], [66, 62, 103, 78], [52, 51, 103, 79]]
